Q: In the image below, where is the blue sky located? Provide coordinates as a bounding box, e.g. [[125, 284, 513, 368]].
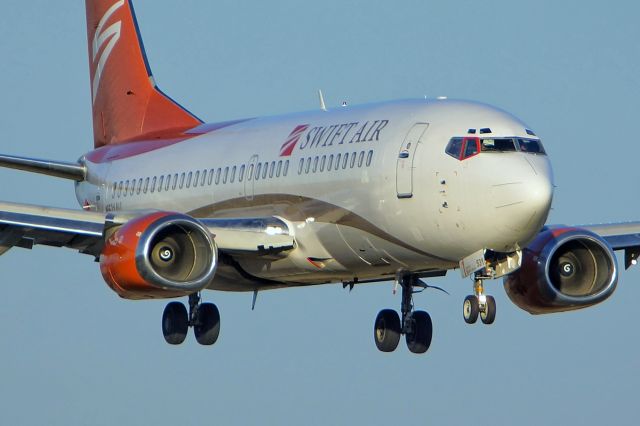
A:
[[0, 1, 639, 425]]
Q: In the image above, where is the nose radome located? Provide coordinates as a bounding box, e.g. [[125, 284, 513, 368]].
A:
[[489, 160, 554, 249]]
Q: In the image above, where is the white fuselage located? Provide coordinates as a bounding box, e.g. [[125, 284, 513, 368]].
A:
[[76, 99, 554, 289]]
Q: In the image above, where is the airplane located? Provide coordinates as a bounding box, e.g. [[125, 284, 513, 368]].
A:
[[1, 0, 638, 354]]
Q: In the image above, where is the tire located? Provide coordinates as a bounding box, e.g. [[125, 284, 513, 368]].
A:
[[480, 295, 496, 325], [374, 309, 401, 352], [162, 302, 188, 345], [194, 303, 221, 345], [405, 310, 433, 354], [463, 295, 479, 324]]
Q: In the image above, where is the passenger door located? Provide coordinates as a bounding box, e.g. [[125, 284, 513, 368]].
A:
[[244, 155, 258, 201], [396, 123, 429, 198]]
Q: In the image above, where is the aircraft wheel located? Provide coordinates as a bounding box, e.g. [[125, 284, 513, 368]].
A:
[[194, 302, 221, 346], [480, 295, 497, 325], [405, 310, 433, 354], [374, 309, 401, 352], [162, 301, 188, 345], [463, 295, 479, 324]]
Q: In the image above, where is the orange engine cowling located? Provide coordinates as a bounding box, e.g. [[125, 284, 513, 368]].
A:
[[99, 212, 218, 300]]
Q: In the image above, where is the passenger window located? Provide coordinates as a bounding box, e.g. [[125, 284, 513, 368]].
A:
[[284, 160, 289, 176], [298, 158, 304, 175], [208, 169, 214, 185], [328, 154, 334, 171], [230, 166, 236, 183], [358, 151, 364, 167], [201, 169, 207, 186], [312, 156, 319, 173], [166, 175, 171, 191], [269, 161, 275, 178], [445, 138, 464, 159], [320, 156, 326, 172], [158, 176, 164, 192], [223, 167, 229, 184], [180, 173, 185, 189], [172, 174, 178, 190], [186, 172, 193, 188], [463, 138, 479, 159], [261, 163, 268, 179], [151, 177, 156, 193], [239, 165, 245, 182], [255, 163, 262, 180], [366, 150, 373, 166], [335, 154, 341, 170], [350, 152, 357, 168], [215, 168, 221, 184], [194, 171, 200, 187], [276, 161, 282, 177], [247, 164, 254, 181], [143, 177, 150, 193], [118, 181, 123, 198], [305, 157, 311, 174], [342, 153, 349, 169]]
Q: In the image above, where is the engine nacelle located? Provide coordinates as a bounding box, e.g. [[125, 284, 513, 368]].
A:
[[504, 227, 618, 314], [100, 212, 218, 299]]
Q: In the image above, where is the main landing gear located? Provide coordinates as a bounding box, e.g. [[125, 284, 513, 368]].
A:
[[162, 293, 221, 345], [374, 274, 433, 354], [463, 274, 496, 325]]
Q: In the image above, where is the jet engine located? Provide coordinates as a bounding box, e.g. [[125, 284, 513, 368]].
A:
[[504, 227, 618, 314], [100, 212, 218, 299]]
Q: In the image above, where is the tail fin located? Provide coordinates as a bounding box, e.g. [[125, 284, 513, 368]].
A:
[[85, 0, 202, 148]]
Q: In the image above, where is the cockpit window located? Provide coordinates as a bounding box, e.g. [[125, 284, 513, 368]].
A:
[[517, 138, 545, 154], [446, 136, 546, 160], [445, 138, 463, 159], [446, 137, 480, 160], [463, 137, 479, 158], [481, 138, 517, 152]]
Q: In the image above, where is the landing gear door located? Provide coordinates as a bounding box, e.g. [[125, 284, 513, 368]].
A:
[[396, 123, 429, 198], [244, 155, 258, 201]]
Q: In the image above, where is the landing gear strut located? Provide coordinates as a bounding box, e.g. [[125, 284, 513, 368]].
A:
[[463, 274, 496, 325], [162, 292, 221, 345], [374, 274, 433, 354]]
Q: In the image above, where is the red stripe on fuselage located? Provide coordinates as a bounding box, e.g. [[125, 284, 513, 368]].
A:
[[85, 118, 253, 164]]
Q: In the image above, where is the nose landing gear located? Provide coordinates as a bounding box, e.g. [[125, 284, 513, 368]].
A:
[[463, 274, 496, 325], [162, 292, 221, 345], [374, 274, 433, 354]]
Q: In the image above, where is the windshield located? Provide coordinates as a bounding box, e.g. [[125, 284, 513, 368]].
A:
[[480, 137, 545, 154], [446, 136, 546, 160], [517, 138, 545, 154]]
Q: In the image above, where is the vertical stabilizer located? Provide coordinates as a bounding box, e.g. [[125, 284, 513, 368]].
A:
[[86, 0, 202, 148]]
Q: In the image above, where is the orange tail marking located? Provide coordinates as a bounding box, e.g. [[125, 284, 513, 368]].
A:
[[86, 0, 202, 148]]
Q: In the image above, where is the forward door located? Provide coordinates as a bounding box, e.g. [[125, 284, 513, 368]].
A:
[[396, 123, 429, 198]]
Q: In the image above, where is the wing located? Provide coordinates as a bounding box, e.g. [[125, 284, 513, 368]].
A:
[[0, 201, 294, 259], [581, 222, 640, 269]]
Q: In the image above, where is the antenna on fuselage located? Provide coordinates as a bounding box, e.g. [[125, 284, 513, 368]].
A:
[[318, 89, 327, 111]]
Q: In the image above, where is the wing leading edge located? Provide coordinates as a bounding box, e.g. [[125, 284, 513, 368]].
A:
[[581, 222, 640, 269], [0, 201, 295, 259]]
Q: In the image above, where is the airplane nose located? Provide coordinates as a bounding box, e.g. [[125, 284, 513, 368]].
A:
[[489, 155, 554, 248]]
